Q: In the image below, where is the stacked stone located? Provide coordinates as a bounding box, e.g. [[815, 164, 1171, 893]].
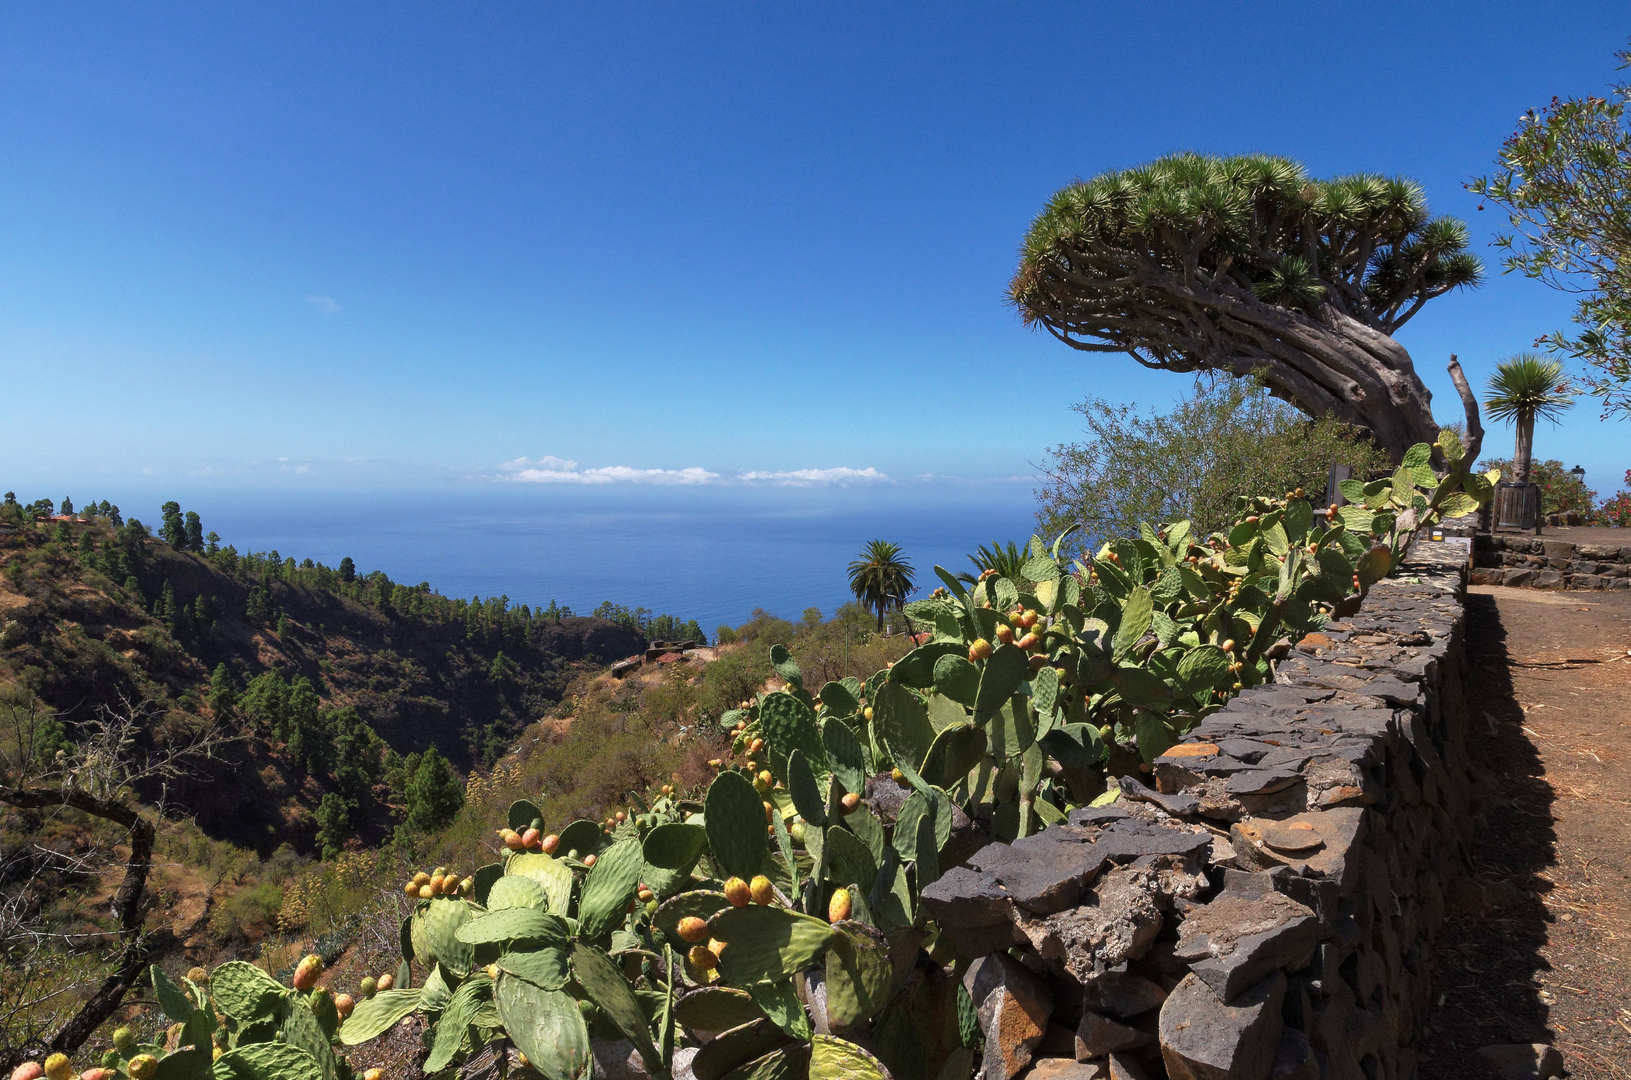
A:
[[1471, 535, 1631, 590], [922, 544, 1475, 1080]]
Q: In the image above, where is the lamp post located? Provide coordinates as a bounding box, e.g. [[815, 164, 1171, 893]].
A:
[[1571, 465, 1586, 483]]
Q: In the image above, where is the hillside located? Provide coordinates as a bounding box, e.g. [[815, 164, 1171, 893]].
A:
[[0, 502, 646, 853]]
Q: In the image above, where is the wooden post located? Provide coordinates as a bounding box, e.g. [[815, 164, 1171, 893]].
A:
[[1493, 481, 1540, 534]]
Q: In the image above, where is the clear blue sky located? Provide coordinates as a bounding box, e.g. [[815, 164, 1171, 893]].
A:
[[2, 3, 1627, 501]]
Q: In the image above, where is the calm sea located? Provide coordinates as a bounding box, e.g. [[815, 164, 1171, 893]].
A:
[[176, 486, 1040, 636]]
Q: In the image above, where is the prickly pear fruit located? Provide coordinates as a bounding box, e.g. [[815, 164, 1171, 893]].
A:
[[376, 972, 395, 991], [43, 1057, 70, 1080], [687, 945, 718, 970], [417, 885, 434, 899], [112, 1028, 135, 1052], [749, 875, 774, 905], [582, 853, 597, 867], [541, 833, 560, 854], [99, 1054, 117, 1070], [723, 877, 751, 907], [292, 953, 323, 991], [676, 916, 710, 942], [840, 793, 861, 814], [412, 871, 431, 887], [403, 882, 418, 896], [994, 624, 1014, 645], [81, 1069, 115, 1080], [459, 876, 474, 896], [428, 874, 446, 894], [11, 1063, 43, 1080], [333, 993, 354, 1019], [363, 1071, 383, 1080], [969, 638, 993, 662], [828, 887, 852, 923], [521, 828, 541, 850], [127, 1057, 157, 1080], [186, 966, 208, 984], [359, 976, 378, 999], [500, 829, 524, 851]]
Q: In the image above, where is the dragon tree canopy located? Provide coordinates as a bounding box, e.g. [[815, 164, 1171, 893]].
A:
[[1010, 153, 1483, 460]]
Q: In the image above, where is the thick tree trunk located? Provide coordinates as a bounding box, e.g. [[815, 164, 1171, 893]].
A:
[[1208, 305, 1443, 462], [1514, 417, 1535, 483]]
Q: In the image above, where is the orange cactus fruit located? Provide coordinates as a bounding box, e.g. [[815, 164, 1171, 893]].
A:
[[11, 1065, 43, 1080], [541, 833, 560, 854], [968, 638, 993, 661], [840, 792, 861, 814], [828, 887, 852, 923], [333, 993, 355, 1019], [994, 624, 1015, 645], [687, 945, 718, 971], [676, 916, 710, 942], [724, 877, 751, 907], [521, 828, 541, 849], [292, 954, 323, 991], [376, 972, 395, 991]]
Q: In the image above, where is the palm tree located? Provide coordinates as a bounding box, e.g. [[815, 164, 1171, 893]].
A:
[[847, 540, 916, 633], [1484, 355, 1574, 484], [957, 541, 1028, 585]]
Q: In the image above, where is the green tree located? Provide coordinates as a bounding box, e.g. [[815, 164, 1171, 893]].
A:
[[1010, 153, 1482, 459], [160, 501, 185, 547], [314, 792, 353, 859], [205, 531, 220, 556], [1481, 458, 1596, 515], [404, 746, 464, 833], [1483, 355, 1574, 484], [1469, 41, 1631, 419], [847, 540, 916, 632], [184, 511, 204, 553], [338, 556, 356, 584], [60, 496, 72, 516], [1036, 377, 1392, 557], [208, 663, 237, 719]]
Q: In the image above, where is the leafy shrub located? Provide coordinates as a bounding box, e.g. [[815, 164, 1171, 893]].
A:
[[1595, 469, 1631, 527], [1481, 457, 1596, 513]]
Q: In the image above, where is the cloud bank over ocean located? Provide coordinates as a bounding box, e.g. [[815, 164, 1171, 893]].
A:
[[494, 457, 893, 486]]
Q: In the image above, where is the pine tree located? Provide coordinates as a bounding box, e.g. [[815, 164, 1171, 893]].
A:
[[315, 793, 353, 859], [404, 747, 464, 833], [205, 531, 220, 556], [184, 511, 204, 553], [61, 496, 73, 515], [208, 663, 237, 719], [339, 556, 355, 584], [160, 502, 185, 547]]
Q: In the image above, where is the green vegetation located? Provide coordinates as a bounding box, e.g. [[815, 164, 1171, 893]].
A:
[[1011, 153, 1481, 458], [1037, 378, 1393, 559], [1470, 39, 1631, 419], [1480, 458, 1596, 517]]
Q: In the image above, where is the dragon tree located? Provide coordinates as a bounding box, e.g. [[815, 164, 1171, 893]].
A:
[[1010, 153, 1484, 460]]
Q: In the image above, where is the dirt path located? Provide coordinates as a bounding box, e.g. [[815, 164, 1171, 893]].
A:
[[1419, 586, 1631, 1079]]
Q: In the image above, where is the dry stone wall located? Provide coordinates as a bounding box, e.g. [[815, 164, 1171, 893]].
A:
[[1471, 534, 1631, 590], [922, 543, 1477, 1080]]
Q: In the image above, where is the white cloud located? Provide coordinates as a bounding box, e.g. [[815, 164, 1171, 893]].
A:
[[306, 295, 341, 315], [737, 467, 892, 486], [490, 457, 888, 487], [497, 456, 720, 485]]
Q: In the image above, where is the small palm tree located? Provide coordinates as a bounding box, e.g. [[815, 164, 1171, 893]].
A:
[[957, 541, 1028, 584], [1484, 355, 1574, 483], [847, 540, 916, 633]]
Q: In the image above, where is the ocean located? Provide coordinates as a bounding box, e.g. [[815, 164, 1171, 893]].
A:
[[175, 485, 1041, 636]]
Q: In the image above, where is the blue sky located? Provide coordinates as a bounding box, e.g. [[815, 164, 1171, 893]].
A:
[[2, 3, 1628, 502]]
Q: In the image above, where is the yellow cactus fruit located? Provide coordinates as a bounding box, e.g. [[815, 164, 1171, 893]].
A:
[[43, 1055, 71, 1080], [676, 916, 710, 942], [376, 972, 395, 991], [968, 638, 993, 662], [637, 886, 655, 903], [363, 1070, 384, 1080], [723, 877, 751, 907], [127, 1058, 157, 1080], [292, 953, 323, 991], [707, 938, 726, 958], [890, 768, 905, 783], [687, 945, 718, 971], [333, 993, 355, 1019], [428, 874, 446, 894], [186, 966, 209, 984], [486, 963, 499, 979], [828, 887, 852, 923], [112, 1028, 135, 1052], [749, 875, 774, 905], [417, 885, 434, 899]]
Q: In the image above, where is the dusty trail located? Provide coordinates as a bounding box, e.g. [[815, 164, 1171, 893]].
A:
[[1419, 585, 1631, 1079]]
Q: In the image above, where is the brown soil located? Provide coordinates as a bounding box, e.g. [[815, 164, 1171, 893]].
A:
[[1419, 586, 1631, 1079]]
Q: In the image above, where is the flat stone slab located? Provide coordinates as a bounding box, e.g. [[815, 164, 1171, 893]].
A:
[[1158, 972, 1285, 1080], [1173, 892, 1317, 1001]]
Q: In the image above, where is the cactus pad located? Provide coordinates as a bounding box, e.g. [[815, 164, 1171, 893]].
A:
[[703, 770, 768, 880], [207, 962, 285, 1022], [756, 692, 826, 777], [209, 1043, 324, 1080], [421, 898, 476, 976], [930, 655, 979, 706], [973, 643, 1029, 723], [823, 922, 892, 1031], [820, 719, 868, 795], [569, 943, 661, 1072], [689, 1019, 788, 1080], [708, 905, 836, 986], [871, 682, 933, 770], [507, 799, 544, 833], [576, 838, 645, 940], [641, 822, 709, 870], [486, 874, 547, 912], [504, 852, 574, 915], [886, 642, 964, 690], [338, 989, 422, 1045], [455, 907, 569, 947], [494, 974, 590, 1080], [673, 987, 764, 1034], [810, 1034, 890, 1080]]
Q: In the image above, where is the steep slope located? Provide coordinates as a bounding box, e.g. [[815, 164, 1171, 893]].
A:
[[0, 512, 644, 851]]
